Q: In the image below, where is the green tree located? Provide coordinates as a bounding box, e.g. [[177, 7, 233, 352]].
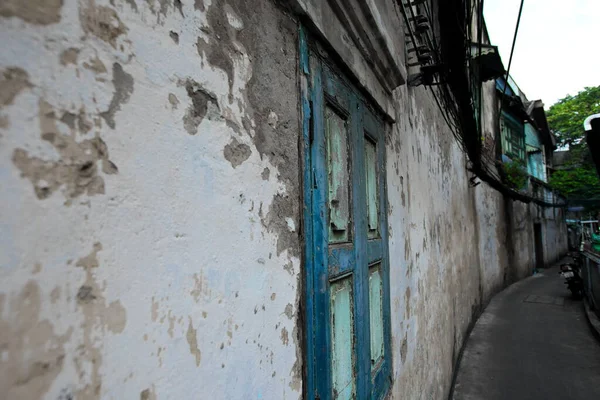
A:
[[547, 86, 600, 148], [549, 167, 600, 200], [547, 85, 600, 203]]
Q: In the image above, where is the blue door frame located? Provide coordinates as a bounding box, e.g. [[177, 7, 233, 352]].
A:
[[300, 26, 392, 400]]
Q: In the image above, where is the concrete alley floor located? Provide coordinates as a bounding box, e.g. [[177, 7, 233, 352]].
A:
[[452, 264, 600, 400]]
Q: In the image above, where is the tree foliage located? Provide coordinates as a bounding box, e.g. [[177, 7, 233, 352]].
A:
[[547, 86, 600, 204], [549, 167, 600, 200], [546, 86, 600, 147]]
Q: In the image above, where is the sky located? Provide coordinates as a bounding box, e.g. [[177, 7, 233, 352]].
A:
[[484, 0, 600, 108]]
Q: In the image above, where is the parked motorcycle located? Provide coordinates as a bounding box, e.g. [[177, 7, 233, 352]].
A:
[[559, 259, 583, 299]]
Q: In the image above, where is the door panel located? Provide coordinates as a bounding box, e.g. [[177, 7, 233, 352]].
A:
[[326, 107, 351, 243], [365, 137, 379, 239], [304, 38, 392, 399], [368, 263, 384, 368], [330, 276, 356, 399]]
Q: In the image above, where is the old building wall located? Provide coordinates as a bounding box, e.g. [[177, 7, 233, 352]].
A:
[[386, 84, 484, 400], [384, 51, 566, 400], [0, 0, 302, 399], [541, 207, 568, 265], [0, 1, 569, 400]]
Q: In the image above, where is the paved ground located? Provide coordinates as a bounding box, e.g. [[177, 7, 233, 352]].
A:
[[452, 264, 600, 400]]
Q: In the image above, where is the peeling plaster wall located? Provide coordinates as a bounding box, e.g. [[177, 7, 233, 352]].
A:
[[0, 0, 302, 399], [386, 84, 486, 400], [0, 1, 569, 399], [384, 74, 566, 399], [540, 206, 568, 266]]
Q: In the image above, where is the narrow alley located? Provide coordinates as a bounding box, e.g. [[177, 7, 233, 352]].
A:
[[452, 261, 600, 400]]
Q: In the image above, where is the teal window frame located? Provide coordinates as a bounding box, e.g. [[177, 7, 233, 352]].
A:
[[500, 111, 526, 163], [300, 27, 392, 400]]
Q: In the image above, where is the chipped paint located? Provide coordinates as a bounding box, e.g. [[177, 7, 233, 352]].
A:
[[186, 318, 202, 367], [60, 48, 80, 66], [0, 0, 63, 25], [1, 0, 300, 398], [384, 75, 567, 399], [0, 281, 72, 400], [79, 1, 127, 49], [223, 137, 251, 168], [180, 78, 219, 135], [100, 63, 134, 129], [0, 68, 32, 108], [12, 100, 117, 201]]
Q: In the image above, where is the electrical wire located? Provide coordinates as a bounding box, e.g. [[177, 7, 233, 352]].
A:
[[397, 0, 565, 207], [499, 0, 525, 110]]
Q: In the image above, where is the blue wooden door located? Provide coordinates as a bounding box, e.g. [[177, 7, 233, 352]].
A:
[[301, 29, 392, 400]]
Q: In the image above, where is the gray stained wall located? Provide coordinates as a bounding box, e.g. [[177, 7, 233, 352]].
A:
[[0, 0, 567, 399]]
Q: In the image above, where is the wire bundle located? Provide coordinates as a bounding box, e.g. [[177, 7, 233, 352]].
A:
[[397, 0, 566, 208]]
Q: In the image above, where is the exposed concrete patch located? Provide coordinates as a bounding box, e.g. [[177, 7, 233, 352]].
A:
[[223, 137, 251, 168], [79, 1, 128, 49], [210, 0, 300, 259], [50, 286, 61, 303], [405, 286, 411, 319], [280, 327, 289, 345], [196, 5, 237, 102], [289, 324, 302, 392], [174, 0, 184, 17], [283, 260, 294, 275], [60, 111, 77, 130], [179, 78, 219, 134], [0, 281, 73, 400], [400, 332, 408, 364], [194, 0, 205, 11], [83, 56, 107, 74], [263, 193, 299, 257], [284, 303, 293, 319], [151, 297, 159, 322], [74, 242, 127, 398], [12, 99, 117, 201], [144, 0, 170, 18], [100, 63, 134, 129], [140, 386, 156, 400], [168, 93, 179, 109], [261, 167, 270, 181], [0, 0, 63, 25], [186, 317, 202, 366], [190, 272, 210, 302], [0, 115, 9, 129], [112, 0, 139, 12], [0, 68, 32, 108], [267, 111, 278, 129], [60, 47, 80, 66], [77, 285, 96, 304]]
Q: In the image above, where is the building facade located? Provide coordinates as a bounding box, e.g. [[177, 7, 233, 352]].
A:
[[0, 1, 567, 399]]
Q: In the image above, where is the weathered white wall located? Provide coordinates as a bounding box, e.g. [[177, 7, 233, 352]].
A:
[[385, 83, 493, 400], [0, 1, 568, 400], [0, 0, 302, 399], [383, 53, 567, 400], [541, 207, 568, 266]]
